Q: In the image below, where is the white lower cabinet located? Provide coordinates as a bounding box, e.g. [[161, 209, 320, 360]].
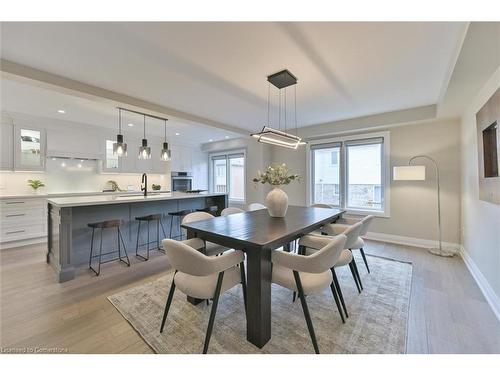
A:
[[0, 198, 47, 246]]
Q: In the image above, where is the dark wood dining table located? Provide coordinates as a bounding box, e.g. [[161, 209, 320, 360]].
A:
[[181, 205, 344, 348]]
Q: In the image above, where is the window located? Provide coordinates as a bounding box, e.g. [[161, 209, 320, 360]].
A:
[[106, 140, 119, 170], [20, 129, 41, 167], [310, 133, 389, 215], [210, 150, 246, 202]]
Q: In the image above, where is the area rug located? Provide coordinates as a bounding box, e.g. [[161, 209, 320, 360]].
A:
[[108, 254, 412, 354]]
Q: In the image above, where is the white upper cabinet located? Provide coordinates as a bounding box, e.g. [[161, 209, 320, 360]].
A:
[[46, 127, 102, 160], [14, 125, 46, 171], [170, 144, 192, 172], [0, 123, 14, 170]]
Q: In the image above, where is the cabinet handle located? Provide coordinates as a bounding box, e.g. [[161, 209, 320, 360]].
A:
[[6, 229, 26, 234], [5, 201, 25, 205], [6, 213, 26, 217]]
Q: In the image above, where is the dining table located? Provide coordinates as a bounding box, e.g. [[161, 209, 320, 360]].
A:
[[181, 205, 344, 348]]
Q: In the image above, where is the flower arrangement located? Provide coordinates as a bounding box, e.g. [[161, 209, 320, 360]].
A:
[[27, 179, 45, 191], [253, 164, 300, 186]]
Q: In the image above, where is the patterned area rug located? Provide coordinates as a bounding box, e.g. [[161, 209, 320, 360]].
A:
[[108, 254, 412, 354]]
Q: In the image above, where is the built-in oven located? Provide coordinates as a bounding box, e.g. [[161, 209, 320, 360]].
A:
[[171, 171, 193, 192]]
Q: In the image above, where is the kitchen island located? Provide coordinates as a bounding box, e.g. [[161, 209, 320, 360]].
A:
[[47, 192, 227, 282]]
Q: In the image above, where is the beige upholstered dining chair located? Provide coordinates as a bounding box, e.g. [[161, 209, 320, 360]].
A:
[[160, 238, 247, 354], [246, 202, 266, 211], [221, 207, 245, 216], [181, 212, 231, 256], [272, 234, 347, 354], [298, 221, 364, 320], [324, 215, 375, 273]]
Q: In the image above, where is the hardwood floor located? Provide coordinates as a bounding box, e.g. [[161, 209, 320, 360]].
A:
[[1, 240, 499, 354]]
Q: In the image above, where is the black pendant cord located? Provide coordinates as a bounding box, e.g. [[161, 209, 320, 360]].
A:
[[267, 82, 270, 127], [278, 88, 281, 131], [118, 108, 122, 135], [294, 85, 298, 136], [143, 115, 146, 140], [164, 119, 167, 142], [284, 87, 287, 133]]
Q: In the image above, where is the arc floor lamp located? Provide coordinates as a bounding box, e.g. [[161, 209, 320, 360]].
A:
[[393, 155, 454, 257]]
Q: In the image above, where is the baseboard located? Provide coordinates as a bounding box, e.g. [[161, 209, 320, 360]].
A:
[[0, 236, 46, 250], [365, 231, 461, 253], [460, 247, 500, 322]]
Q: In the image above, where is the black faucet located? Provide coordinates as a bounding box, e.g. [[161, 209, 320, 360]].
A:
[[141, 173, 148, 197]]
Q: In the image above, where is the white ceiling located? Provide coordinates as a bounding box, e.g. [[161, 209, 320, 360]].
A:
[[1, 22, 466, 132], [0, 78, 241, 145]]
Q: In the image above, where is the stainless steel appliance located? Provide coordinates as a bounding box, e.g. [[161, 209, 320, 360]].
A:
[[171, 171, 193, 192]]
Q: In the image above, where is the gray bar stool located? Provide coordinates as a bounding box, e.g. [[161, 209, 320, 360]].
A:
[[196, 205, 219, 214], [168, 209, 193, 240], [88, 219, 130, 276], [135, 214, 167, 261]]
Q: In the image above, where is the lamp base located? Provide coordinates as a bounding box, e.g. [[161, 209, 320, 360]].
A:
[[428, 248, 455, 257]]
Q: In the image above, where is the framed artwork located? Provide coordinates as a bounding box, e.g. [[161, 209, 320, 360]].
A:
[[476, 88, 499, 205]]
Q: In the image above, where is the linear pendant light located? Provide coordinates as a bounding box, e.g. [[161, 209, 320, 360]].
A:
[[160, 118, 171, 161], [138, 114, 151, 159], [113, 108, 127, 157], [251, 69, 306, 149]]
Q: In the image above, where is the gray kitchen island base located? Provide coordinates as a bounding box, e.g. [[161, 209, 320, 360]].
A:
[[47, 193, 228, 282]]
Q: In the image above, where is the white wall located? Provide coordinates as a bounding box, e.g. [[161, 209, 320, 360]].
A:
[[271, 119, 462, 244], [460, 67, 500, 298]]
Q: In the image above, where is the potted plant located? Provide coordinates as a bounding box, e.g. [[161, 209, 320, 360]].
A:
[[27, 179, 45, 194], [253, 164, 300, 217]]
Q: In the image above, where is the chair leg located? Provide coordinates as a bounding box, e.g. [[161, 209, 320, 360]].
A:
[[240, 262, 247, 312], [88, 228, 95, 269], [118, 227, 130, 266], [160, 274, 177, 333], [329, 282, 345, 323], [293, 271, 319, 354], [169, 215, 173, 238], [352, 257, 363, 290], [349, 261, 361, 293], [135, 221, 141, 256], [331, 267, 348, 318], [359, 248, 370, 273], [203, 271, 225, 354]]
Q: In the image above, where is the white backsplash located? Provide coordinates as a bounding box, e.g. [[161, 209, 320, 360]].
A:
[[0, 158, 170, 195]]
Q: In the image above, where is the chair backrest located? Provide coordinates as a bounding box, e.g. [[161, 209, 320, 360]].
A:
[[342, 222, 363, 249], [306, 234, 346, 273], [221, 207, 245, 216], [359, 215, 375, 236], [247, 203, 266, 211], [163, 239, 214, 276], [310, 203, 333, 209], [182, 211, 214, 224]]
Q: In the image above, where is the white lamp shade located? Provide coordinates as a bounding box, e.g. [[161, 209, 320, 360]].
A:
[[393, 165, 425, 180]]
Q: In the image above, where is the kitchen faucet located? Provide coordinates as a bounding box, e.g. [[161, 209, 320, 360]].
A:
[[141, 173, 148, 197]]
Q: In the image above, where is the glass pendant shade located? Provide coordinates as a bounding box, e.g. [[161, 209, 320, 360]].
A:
[[113, 134, 127, 157], [138, 139, 151, 159], [160, 142, 171, 161], [251, 126, 306, 149]]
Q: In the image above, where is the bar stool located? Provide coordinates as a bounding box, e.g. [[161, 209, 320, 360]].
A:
[[135, 214, 167, 261], [168, 209, 193, 240], [88, 219, 130, 276], [195, 205, 218, 214]]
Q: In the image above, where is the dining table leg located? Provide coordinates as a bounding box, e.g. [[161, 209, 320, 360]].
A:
[[245, 245, 272, 348]]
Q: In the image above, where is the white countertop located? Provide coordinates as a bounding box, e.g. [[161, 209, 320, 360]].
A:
[[0, 190, 171, 200], [47, 191, 227, 208]]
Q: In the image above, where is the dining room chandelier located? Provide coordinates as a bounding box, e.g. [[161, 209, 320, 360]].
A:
[[251, 69, 306, 149]]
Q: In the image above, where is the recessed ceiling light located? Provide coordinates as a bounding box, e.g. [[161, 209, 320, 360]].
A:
[[57, 109, 66, 114], [128, 123, 134, 127], [225, 136, 230, 139], [175, 132, 180, 136], [209, 139, 213, 142]]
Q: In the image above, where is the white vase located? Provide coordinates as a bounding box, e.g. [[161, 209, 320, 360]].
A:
[[265, 187, 289, 217]]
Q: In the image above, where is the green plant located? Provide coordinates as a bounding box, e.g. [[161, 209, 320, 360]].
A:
[[27, 179, 45, 190], [107, 180, 124, 192], [152, 184, 161, 191], [253, 164, 300, 186]]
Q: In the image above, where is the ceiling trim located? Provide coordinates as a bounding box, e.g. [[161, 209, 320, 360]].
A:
[[0, 59, 248, 136]]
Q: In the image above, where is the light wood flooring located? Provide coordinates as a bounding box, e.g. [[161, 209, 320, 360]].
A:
[[1, 240, 499, 354]]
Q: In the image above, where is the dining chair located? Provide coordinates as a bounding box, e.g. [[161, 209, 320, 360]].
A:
[[160, 239, 247, 354], [272, 234, 347, 354], [324, 215, 374, 273], [221, 207, 245, 216], [298, 221, 364, 319], [182, 212, 231, 256], [247, 202, 266, 211], [309, 203, 335, 236]]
